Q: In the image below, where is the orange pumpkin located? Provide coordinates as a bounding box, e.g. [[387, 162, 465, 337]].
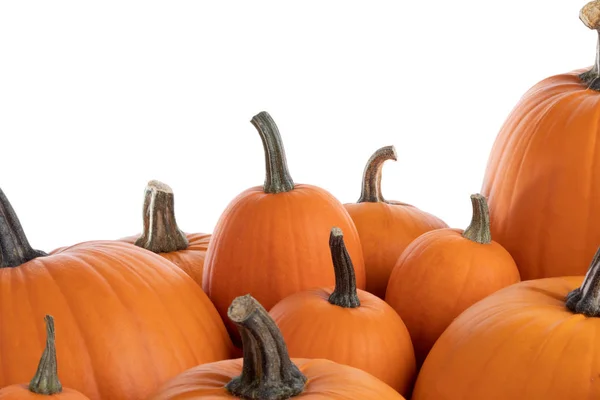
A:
[[0, 188, 233, 400], [412, 247, 600, 399], [121, 180, 210, 287], [269, 227, 416, 396], [481, 1, 600, 280], [344, 145, 447, 298], [203, 111, 366, 344], [385, 194, 520, 366], [149, 294, 405, 400], [0, 316, 89, 400]]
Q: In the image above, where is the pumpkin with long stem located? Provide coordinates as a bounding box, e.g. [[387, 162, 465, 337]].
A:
[[203, 111, 366, 344], [269, 227, 416, 396], [0, 315, 89, 399], [385, 194, 520, 366], [344, 145, 447, 298], [413, 247, 600, 399], [149, 294, 406, 400], [121, 180, 211, 287], [0, 187, 233, 400], [481, 0, 600, 280]]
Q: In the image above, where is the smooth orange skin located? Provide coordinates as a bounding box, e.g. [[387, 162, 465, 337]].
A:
[[344, 201, 447, 298], [269, 287, 416, 396], [0, 241, 233, 400], [481, 70, 600, 280], [203, 184, 366, 341], [412, 276, 600, 400], [0, 385, 89, 399], [385, 228, 520, 366], [149, 358, 406, 399], [121, 232, 211, 287]]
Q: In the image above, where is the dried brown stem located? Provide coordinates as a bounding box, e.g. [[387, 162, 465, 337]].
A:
[[566, 247, 600, 316], [462, 194, 492, 244], [29, 315, 63, 395], [357, 145, 397, 203], [328, 227, 361, 308]]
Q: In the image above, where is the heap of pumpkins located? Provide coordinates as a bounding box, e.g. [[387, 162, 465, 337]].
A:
[[4, 2, 600, 399]]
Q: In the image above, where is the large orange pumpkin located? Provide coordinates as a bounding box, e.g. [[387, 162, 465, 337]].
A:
[[0, 188, 233, 400], [121, 180, 210, 287], [149, 294, 405, 400], [203, 111, 366, 344], [385, 194, 520, 366], [344, 145, 447, 298], [269, 227, 416, 396], [481, 1, 600, 280], [412, 247, 600, 399], [0, 316, 89, 400]]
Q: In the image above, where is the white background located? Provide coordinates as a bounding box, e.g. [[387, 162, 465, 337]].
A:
[[0, 1, 592, 251]]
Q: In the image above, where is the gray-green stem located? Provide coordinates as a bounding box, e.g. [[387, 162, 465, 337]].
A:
[[328, 227, 361, 308], [462, 194, 492, 244], [579, 1, 600, 90], [29, 315, 63, 395], [0, 188, 46, 268], [566, 247, 600, 316], [357, 145, 397, 203], [134, 180, 189, 253], [250, 112, 295, 194], [226, 294, 307, 400]]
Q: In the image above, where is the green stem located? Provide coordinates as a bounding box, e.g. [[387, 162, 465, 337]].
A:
[[134, 180, 189, 253], [328, 227, 361, 308], [0, 188, 46, 268], [462, 194, 492, 244], [226, 294, 307, 400], [566, 247, 600, 316], [250, 112, 295, 194], [579, 1, 600, 90], [357, 145, 397, 203], [29, 315, 63, 395]]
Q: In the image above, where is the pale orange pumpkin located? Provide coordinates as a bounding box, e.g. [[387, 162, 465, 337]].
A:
[[270, 227, 416, 396], [344, 145, 447, 298]]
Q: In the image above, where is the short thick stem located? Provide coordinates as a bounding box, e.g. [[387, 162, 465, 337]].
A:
[[328, 227, 361, 308], [579, 2, 600, 90], [29, 315, 62, 395], [462, 194, 492, 244], [566, 247, 600, 316], [134, 181, 189, 253], [0, 188, 46, 268], [251, 112, 295, 194], [226, 295, 307, 400], [357, 145, 397, 203]]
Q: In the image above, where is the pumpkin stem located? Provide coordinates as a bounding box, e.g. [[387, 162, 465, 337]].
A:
[[579, 1, 600, 90], [566, 247, 600, 316], [29, 315, 63, 395], [0, 188, 46, 268], [462, 194, 492, 244], [250, 112, 295, 194], [328, 227, 361, 308], [226, 294, 307, 400], [357, 145, 397, 203], [134, 180, 189, 253]]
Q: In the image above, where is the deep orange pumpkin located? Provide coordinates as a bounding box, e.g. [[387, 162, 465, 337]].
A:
[[269, 227, 416, 396], [344, 145, 447, 298], [412, 247, 600, 399], [385, 194, 520, 366], [203, 111, 365, 344], [481, 2, 600, 280], [0, 316, 89, 400], [0, 188, 233, 400], [121, 180, 210, 287], [149, 294, 406, 400]]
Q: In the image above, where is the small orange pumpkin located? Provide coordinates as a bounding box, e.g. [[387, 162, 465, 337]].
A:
[[121, 180, 210, 287], [149, 294, 406, 400], [344, 145, 447, 298], [0, 315, 89, 400], [385, 194, 520, 366], [412, 247, 600, 399], [203, 111, 366, 344], [269, 227, 416, 396]]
